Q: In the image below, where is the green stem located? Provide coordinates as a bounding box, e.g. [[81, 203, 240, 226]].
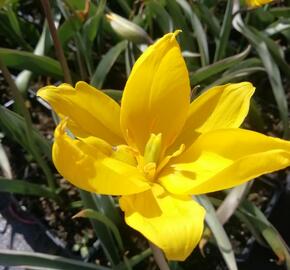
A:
[[149, 242, 170, 270], [0, 59, 56, 192], [40, 0, 72, 84]]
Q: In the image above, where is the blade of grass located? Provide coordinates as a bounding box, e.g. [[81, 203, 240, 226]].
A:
[[15, 23, 51, 94], [204, 67, 265, 89], [214, 0, 233, 61], [0, 48, 63, 78], [91, 40, 127, 88], [0, 106, 51, 160], [0, 178, 58, 200], [196, 195, 238, 270], [79, 190, 121, 266], [41, 0, 72, 84], [240, 201, 290, 267], [0, 142, 12, 179], [0, 61, 56, 191], [233, 0, 289, 138], [73, 208, 124, 252], [176, 0, 209, 66], [0, 249, 111, 270], [190, 45, 250, 85], [216, 183, 251, 225], [146, 1, 173, 34], [5, 5, 32, 51]]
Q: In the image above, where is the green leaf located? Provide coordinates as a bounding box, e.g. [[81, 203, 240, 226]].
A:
[[0, 105, 51, 160], [79, 191, 121, 266], [214, 0, 233, 61], [194, 4, 220, 39], [165, 0, 196, 52], [233, 13, 289, 137], [74, 208, 124, 252], [0, 249, 111, 270], [91, 41, 127, 88], [190, 46, 250, 85], [240, 201, 290, 268], [83, 0, 106, 47], [58, 15, 82, 48], [15, 24, 51, 94], [252, 27, 290, 78], [176, 0, 209, 66], [0, 142, 12, 178], [146, 1, 173, 34], [204, 67, 265, 89], [196, 195, 238, 270], [270, 7, 290, 18], [103, 89, 123, 102], [0, 177, 57, 200], [264, 19, 290, 36], [0, 48, 63, 78]]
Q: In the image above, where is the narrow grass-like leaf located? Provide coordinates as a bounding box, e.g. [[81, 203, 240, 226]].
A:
[[83, 0, 106, 47], [0, 249, 111, 270], [4, 5, 32, 51], [176, 0, 209, 66], [165, 0, 196, 52], [204, 67, 265, 89], [91, 41, 127, 88], [116, 0, 131, 16], [232, 7, 289, 137], [270, 7, 290, 18], [251, 27, 290, 78], [103, 89, 123, 102], [15, 24, 51, 94], [216, 183, 251, 225], [58, 15, 82, 48], [0, 105, 51, 160], [264, 19, 290, 36], [0, 178, 57, 200], [0, 142, 12, 178], [146, 1, 173, 34], [0, 48, 63, 78], [223, 58, 262, 74], [190, 46, 250, 85], [73, 208, 124, 252], [196, 195, 238, 270], [214, 0, 233, 61], [79, 191, 121, 266], [240, 201, 290, 268], [194, 4, 220, 39]]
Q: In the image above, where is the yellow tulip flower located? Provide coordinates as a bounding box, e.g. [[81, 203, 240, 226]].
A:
[[38, 32, 290, 261], [246, 0, 273, 7]]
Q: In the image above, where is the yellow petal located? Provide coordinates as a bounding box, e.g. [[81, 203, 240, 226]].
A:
[[246, 0, 273, 7], [119, 184, 205, 261], [171, 82, 255, 150], [160, 129, 290, 195], [120, 32, 190, 154], [38, 81, 124, 145], [52, 120, 150, 195]]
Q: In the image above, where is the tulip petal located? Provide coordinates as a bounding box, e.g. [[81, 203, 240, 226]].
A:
[[119, 184, 205, 261], [171, 83, 255, 150], [160, 129, 290, 195], [120, 32, 190, 154], [52, 120, 150, 195], [38, 81, 124, 145], [246, 0, 273, 7]]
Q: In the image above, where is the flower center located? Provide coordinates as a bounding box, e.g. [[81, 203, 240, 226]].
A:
[[141, 133, 162, 181], [141, 133, 185, 182]]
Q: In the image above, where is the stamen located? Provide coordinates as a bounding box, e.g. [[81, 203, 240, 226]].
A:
[[144, 133, 162, 164]]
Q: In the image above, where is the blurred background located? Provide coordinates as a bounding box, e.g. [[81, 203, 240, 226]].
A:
[[0, 0, 290, 269]]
